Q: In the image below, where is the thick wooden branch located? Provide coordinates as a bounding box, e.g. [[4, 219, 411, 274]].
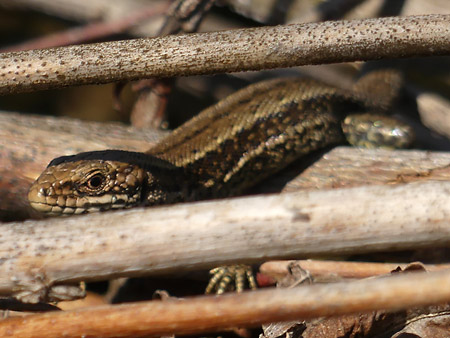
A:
[[0, 14, 449, 95], [1, 269, 450, 338], [1, 181, 449, 302], [278, 147, 450, 192]]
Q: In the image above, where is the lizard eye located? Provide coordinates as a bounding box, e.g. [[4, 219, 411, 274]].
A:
[[87, 174, 104, 189]]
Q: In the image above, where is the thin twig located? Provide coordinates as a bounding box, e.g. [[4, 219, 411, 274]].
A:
[[0, 14, 449, 95], [0, 3, 170, 53], [259, 260, 450, 280], [1, 269, 450, 338]]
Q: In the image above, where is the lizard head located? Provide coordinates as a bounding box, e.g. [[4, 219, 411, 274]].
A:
[[28, 150, 186, 215], [28, 152, 148, 215]]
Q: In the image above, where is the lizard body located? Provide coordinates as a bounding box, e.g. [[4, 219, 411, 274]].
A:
[[28, 71, 413, 215]]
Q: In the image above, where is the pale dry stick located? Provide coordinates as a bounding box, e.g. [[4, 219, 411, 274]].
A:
[[1, 181, 450, 303], [415, 91, 450, 139], [259, 260, 450, 280], [0, 14, 449, 95], [1, 269, 450, 338], [279, 147, 450, 192]]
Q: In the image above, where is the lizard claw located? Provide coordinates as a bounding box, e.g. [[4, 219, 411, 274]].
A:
[[205, 265, 257, 294]]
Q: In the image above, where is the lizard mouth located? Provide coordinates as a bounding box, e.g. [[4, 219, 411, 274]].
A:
[[28, 190, 140, 216]]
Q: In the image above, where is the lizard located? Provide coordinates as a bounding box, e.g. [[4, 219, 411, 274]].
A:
[[28, 69, 414, 293]]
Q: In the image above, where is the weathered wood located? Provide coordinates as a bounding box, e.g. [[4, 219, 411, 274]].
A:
[[280, 147, 450, 192], [1, 15, 449, 95], [259, 260, 450, 280], [1, 269, 450, 338], [1, 181, 449, 302]]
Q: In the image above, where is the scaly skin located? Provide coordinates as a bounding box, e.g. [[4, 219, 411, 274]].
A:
[[27, 71, 414, 294], [28, 74, 413, 215]]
